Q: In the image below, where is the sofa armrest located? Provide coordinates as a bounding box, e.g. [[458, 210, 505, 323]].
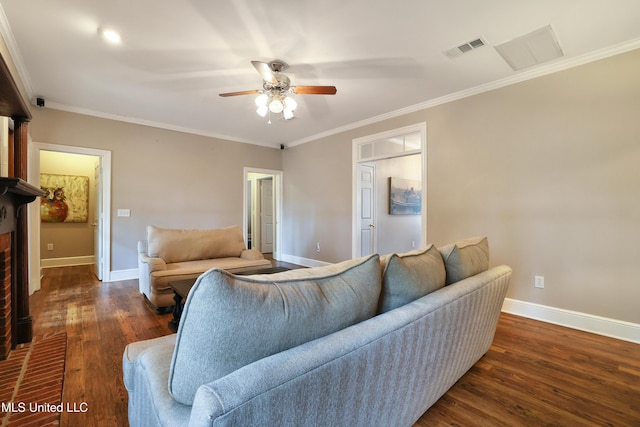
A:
[[139, 254, 167, 272], [138, 240, 167, 297], [123, 334, 176, 392], [240, 248, 266, 261]]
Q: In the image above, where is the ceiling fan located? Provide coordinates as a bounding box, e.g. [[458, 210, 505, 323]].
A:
[[219, 60, 337, 121]]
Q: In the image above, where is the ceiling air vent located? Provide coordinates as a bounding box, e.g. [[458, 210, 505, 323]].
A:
[[495, 25, 564, 71], [444, 37, 487, 58]]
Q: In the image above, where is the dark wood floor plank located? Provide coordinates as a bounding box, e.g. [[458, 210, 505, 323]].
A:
[[26, 265, 640, 426], [418, 313, 640, 426]]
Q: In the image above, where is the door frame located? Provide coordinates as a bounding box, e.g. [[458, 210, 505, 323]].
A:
[[351, 122, 427, 258], [242, 167, 282, 260], [28, 142, 112, 290]]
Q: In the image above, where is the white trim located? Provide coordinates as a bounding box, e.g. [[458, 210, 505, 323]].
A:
[[108, 268, 139, 282], [502, 298, 640, 344], [43, 100, 273, 148], [352, 123, 427, 259], [242, 167, 283, 261], [280, 254, 331, 268], [0, 5, 34, 98], [41, 256, 94, 268], [288, 38, 640, 148], [3, 0, 637, 152], [30, 142, 112, 282]]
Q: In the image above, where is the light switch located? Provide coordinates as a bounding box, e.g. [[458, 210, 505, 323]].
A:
[[117, 209, 131, 217]]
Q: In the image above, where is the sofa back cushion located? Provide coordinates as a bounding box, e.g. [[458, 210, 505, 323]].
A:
[[378, 244, 446, 313], [147, 225, 245, 263], [439, 236, 490, 285], [168, 254, 382, 405]]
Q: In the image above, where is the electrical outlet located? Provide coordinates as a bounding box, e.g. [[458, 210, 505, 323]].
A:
[[47, 243, 54, 251], [316, 242, 321, 253], [534, 275, 545, 288]]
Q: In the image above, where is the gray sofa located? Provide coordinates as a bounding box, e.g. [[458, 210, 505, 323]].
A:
[[124, 236, 511, 427], [138, 225, 272, 309]]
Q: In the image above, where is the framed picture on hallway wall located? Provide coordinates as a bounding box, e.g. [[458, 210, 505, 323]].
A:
[[389, 177, 422, 215], [40, 173, 89, 223]]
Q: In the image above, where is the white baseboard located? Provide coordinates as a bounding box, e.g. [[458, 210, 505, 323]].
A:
[[280, 254, 331, 268], [502, 298, 640, 344], [107, 268, 138, 282], [41, 256, 94, 268]]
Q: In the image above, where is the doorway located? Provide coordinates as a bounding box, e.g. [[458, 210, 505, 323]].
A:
[[243, 168, 282, 260], [357, 163, 376, 256], [28, 142, 112, 292], [352, 123, 427, 258]]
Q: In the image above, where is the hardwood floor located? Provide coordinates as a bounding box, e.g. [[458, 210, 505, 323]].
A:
[[29, 265, 639, 426], [416, 314, 640, 426], [31, 266, 172, 426]]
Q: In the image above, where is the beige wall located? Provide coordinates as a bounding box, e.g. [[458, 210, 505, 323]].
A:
[[40, 151, 98, 259], [14, 45, 640, 325], [282, 48, 640, 324], [29, 109, 283, 271]]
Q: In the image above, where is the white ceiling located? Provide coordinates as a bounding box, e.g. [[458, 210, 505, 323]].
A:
[[1, 0, 639, 148]]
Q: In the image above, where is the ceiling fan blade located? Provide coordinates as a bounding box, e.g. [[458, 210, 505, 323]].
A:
[[219, 89, 260, 97], [291, 86, 337, 95], [251, 60, 278, 84]]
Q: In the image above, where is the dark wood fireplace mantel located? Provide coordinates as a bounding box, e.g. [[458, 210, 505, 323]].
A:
[[1, 41, 38, 359], [0, 178, 43, 234], [0, 178, 43, 359]]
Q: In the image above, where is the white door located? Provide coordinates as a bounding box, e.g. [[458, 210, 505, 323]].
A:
[[358, 163, 376, 256], [260, 177, 274, 253], [93, 159, 103, 280]]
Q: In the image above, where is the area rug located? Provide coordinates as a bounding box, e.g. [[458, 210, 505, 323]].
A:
[[0, 332, 67, 426]]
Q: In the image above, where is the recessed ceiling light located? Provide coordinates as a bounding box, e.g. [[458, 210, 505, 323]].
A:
[[98, 27, 121, 44]]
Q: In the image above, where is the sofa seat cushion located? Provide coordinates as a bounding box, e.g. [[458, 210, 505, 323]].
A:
[[378, 244, 446, 313], [168, 254, 382, 405], [147, 225, 246, 263], [439, 236, 490, 285], [149, 257, 273, 291]]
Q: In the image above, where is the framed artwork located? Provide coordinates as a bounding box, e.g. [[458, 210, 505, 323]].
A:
[[40, 174, 89, 223], [389, 177, 422, 215]]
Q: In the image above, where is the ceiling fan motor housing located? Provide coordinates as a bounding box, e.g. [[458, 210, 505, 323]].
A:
[[263, 74, 291, 92]]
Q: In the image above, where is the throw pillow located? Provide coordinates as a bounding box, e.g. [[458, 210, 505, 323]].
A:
[[378, 244, 446, 313], [439, 236, 489, 285], [168, 254, 382, 405]]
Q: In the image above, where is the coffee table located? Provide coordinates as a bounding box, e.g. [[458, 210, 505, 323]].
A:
[[167, 266, 289, 332]]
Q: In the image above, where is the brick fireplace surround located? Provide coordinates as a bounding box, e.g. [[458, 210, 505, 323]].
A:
[[0, 233, 11, 359]]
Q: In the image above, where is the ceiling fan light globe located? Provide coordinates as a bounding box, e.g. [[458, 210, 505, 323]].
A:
[[269, 99, 284, 113], [255, 94, 269, 107], [284, 96, 297, 111], [283, 109, 294, 120], [256, 105, 268, 117]]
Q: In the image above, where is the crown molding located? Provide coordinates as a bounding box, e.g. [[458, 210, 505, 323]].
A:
[[41, 100, 278, 149], [288, 38, 640, 148], [0, 4, 33, 99], [2, 0, 638, 151]]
